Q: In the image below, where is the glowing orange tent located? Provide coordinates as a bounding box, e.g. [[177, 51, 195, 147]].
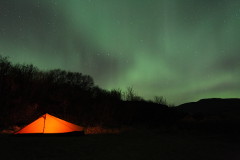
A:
[[15, 113, 84, 134]]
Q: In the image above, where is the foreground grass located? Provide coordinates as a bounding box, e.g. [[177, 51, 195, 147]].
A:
[[0, 131, 240, 160]]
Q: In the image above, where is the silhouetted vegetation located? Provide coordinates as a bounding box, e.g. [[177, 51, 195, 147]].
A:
[[1, 55, 240, 134], [0, 55, 180, 130]]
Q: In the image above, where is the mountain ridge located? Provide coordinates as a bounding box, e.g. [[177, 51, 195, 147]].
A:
[[177, 98, 240, 115]]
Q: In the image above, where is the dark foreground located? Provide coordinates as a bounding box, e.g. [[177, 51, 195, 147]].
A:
[[1, 130, 240, 160]]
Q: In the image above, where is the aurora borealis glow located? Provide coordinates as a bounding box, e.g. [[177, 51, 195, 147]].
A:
[[1, 0, 240, 105]]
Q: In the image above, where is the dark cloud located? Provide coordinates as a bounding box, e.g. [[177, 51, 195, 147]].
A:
[[208, 54, 240, 75], [72, 35, 132, 84], [208, 81, 240, 93], [218, 56, 240, 72]]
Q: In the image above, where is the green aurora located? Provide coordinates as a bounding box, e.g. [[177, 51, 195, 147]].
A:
[[1, 0, 240, 105]]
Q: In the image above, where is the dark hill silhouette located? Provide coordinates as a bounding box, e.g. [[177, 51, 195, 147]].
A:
[[177, 98, 240, 115], [176, 98, 240, 133]]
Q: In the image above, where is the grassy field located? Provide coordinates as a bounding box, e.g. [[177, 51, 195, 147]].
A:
[[0, 130, 240, 160]]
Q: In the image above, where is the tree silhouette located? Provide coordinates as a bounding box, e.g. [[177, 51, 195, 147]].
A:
[[124, 87, 143, 101], [154, 96, 167, 105], [0, 55, 179, 130]]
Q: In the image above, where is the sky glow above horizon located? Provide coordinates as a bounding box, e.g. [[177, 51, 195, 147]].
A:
[[1, 0, 240, 105]]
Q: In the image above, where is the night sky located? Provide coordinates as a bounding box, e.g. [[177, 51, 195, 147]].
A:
[[1, 0, 240, 105]]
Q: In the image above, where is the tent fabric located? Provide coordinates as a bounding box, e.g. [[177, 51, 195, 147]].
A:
[[15, 113, 83, 134]]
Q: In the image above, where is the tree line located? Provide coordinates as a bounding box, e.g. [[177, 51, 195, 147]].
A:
[[0, 55, 184, 129]]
